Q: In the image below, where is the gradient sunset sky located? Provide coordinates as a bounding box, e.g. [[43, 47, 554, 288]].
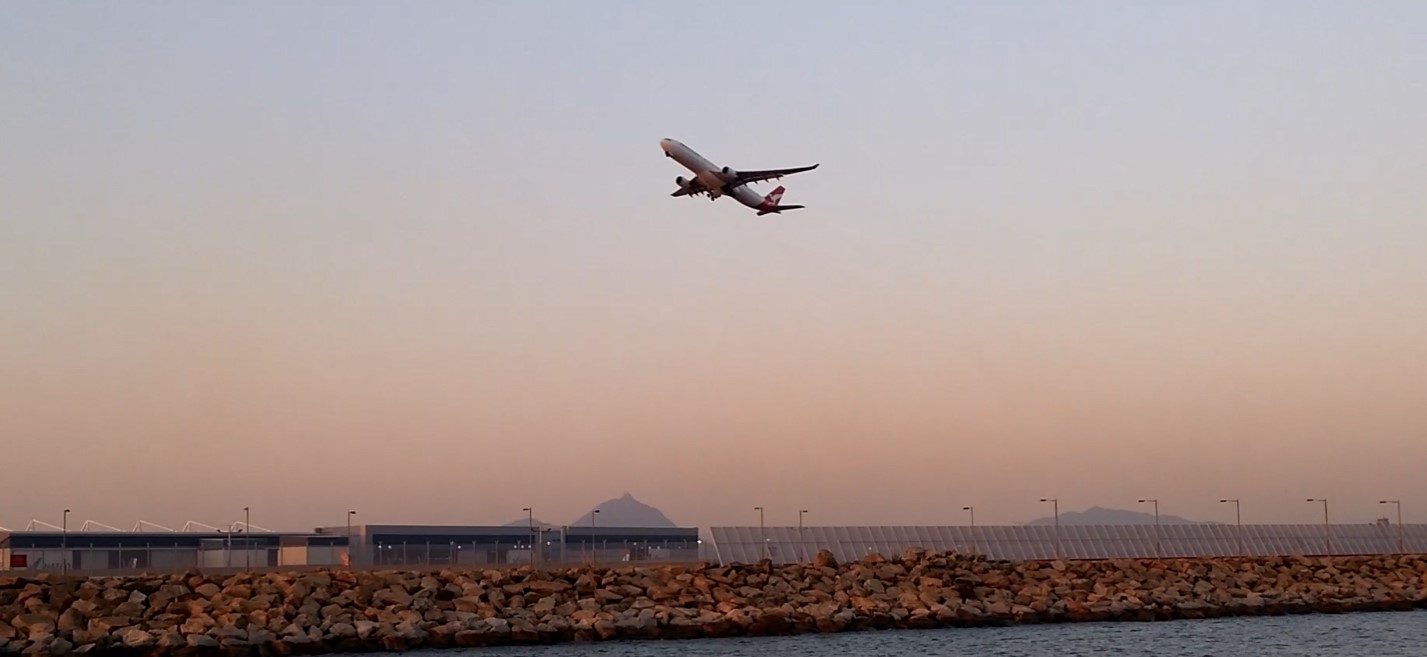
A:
[[2, 1, 1425, 532]]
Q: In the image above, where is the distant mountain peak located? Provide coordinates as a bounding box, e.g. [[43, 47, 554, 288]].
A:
[[1024, 505, 1206, 526], [501, 517, 555, 529], [568, 493, 677, 528]]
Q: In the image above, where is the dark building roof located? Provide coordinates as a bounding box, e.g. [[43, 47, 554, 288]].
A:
[[319, 524, 699, 546], [0, 530, 345, 550]]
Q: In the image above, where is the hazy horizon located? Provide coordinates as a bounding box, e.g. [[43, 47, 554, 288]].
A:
[[0, 495, 1412, 533], [3, 2, 1425, 533]]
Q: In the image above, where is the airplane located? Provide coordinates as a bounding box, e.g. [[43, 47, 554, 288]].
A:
[[660, 138, 818, 215]]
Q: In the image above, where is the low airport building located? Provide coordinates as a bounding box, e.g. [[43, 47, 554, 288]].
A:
[[0, 529, 348, 573], [317, 524, 703, 567]]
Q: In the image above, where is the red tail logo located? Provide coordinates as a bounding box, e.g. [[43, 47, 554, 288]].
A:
[[760, 186, 785, 209]]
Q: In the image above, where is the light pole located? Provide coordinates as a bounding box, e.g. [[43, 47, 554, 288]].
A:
[[1380, 500, 1403, 554], [1307, 498, 1329, 555], [347, 511, 356, 567], [1040, 498, 1060, 559], [590, 509, 600, 561], [1138, 499, 1160, 558], [1219, 499, 1242, 557], [798, 509, 808, 563], [754, 506, 765, 560], [244, 507, 251, 569], [962, 506, 976, 556], [62, 508, 70, 574], [523, 507, 535, 567]]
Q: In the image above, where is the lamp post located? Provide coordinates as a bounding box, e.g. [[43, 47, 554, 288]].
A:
[[62, 508, 70, 574], [1380, 500, 1403, 554], [590, 509, 600, 561], [962, 506, 976, 556], [523, 507, 535, 567], [347, 511, 356, 567], [1040, 498, 1060, 559], [244, 507, 251, 569], [754, 506, 765, 560], [1219, 499, 1242, 557], [798, 509, 808, 563], [1138, 499, 1160, 558], [1307, 498, 1329, 555]]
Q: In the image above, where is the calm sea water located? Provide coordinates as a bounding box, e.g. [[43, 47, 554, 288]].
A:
[[378, 609, 1426, 657]]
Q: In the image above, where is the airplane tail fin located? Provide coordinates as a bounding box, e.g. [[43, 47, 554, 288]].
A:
[[755, 186, 805, 215]]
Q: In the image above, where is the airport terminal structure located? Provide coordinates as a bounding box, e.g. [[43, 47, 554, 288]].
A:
[[3, 519, 1426, 574], [0, 521, 703, 574]]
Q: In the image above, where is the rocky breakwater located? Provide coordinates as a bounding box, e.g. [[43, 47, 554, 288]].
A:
[[4, 549, 1427, 655]]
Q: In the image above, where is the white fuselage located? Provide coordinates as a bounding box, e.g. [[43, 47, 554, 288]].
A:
[[660, 138, 766, 208]]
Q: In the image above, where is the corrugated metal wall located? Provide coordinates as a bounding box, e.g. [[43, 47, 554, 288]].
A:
[[705, 524, 1427, 565]]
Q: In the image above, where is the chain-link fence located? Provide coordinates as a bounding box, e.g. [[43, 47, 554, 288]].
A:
[[20, 524, 1426, 576], [3, 539, 707, 576], [364, 538, 703, 568]]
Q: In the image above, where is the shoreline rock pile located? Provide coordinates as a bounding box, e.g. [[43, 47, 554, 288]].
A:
[[4, 549, 1426, 655]]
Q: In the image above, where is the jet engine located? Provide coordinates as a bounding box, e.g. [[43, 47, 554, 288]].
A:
[[720, 166, 738, 179], [675, 176, 690, 188]]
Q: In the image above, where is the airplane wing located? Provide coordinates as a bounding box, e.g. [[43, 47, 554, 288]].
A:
[[731, 164, 819, 186]]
